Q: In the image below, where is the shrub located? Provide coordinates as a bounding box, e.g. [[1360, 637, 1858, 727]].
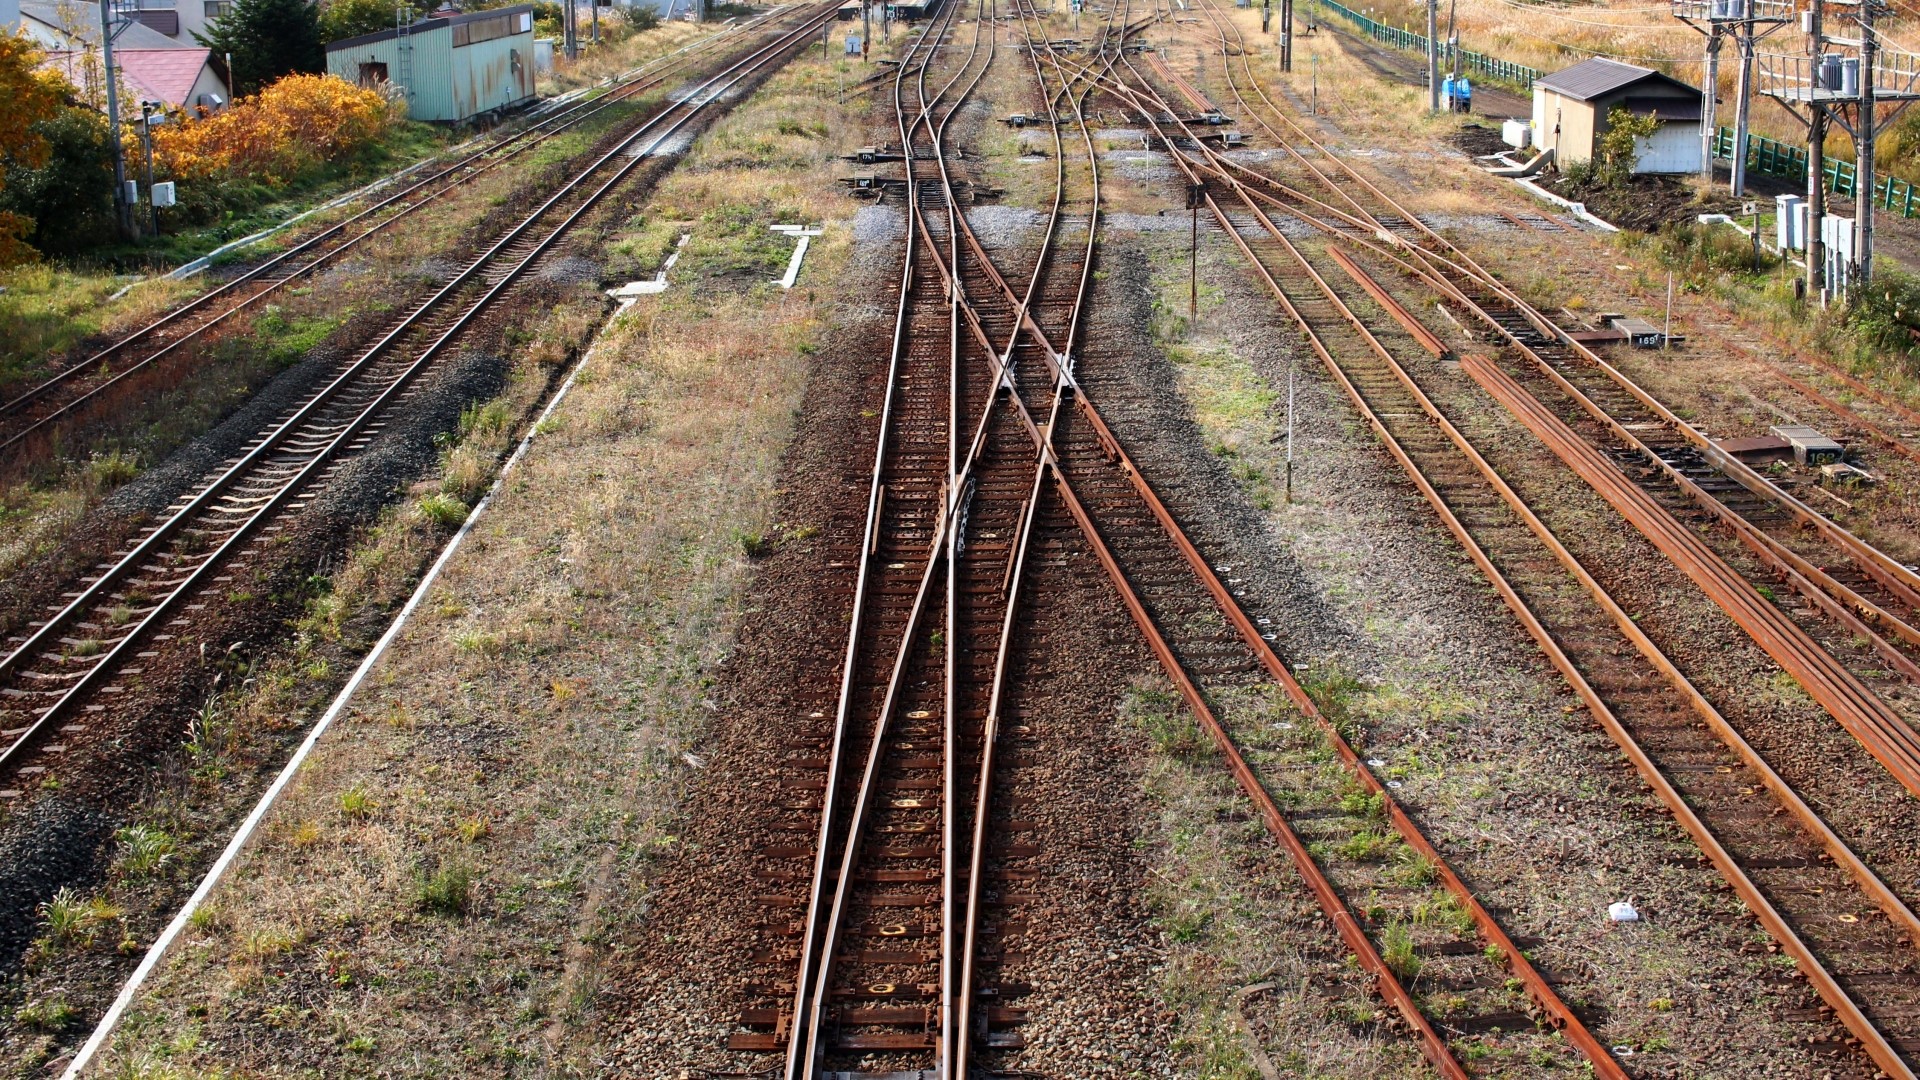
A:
[[147, 74, 394, 189], [1652, 220, 1776, 279], [1595, 107, 1662, 189], [1848, 268, 1920, 373], [36, 887, 120, 949], [13, 996, 75, 1031], [321, 0, 407, 42], [0, 104, 115, 257]]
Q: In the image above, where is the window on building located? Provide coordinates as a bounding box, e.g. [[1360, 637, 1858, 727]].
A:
[[356, 60, 389, 87], [203, 1, 230, 17]]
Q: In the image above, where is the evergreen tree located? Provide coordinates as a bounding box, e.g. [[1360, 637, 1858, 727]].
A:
[[195, 0, 325, 98]]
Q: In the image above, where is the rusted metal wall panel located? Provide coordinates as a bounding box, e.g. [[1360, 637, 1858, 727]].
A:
[[452, 29, 536, 120]]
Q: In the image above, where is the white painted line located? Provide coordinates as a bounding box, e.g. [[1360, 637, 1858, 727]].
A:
[[770, 224, 824, 289], [59, 302, 621, 1080], [607, 231, 692, 298]]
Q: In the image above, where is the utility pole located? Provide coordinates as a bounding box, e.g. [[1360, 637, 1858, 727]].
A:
[[1281, 0, 1293, 70], [591, 0, 599, 45], [563, 0, 576, 60], [1856, 0, 1876, 285], [1806, 0, 1827, 301], [1262, 0, 1269, 34], [863, 0, 871, 59], [1701, 23, 1722, 181], [1426, 0, 1438, 111], [1732, 4, 1755, 194], [99, 0, 132, 239]]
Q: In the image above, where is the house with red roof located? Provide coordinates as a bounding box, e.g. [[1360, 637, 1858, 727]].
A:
[[20, 0, 229, 112]]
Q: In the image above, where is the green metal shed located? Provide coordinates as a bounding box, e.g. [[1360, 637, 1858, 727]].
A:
[[326, 5, 537, 124]]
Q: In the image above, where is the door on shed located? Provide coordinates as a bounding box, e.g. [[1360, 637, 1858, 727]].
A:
[[1633, 120, 1701, 174]]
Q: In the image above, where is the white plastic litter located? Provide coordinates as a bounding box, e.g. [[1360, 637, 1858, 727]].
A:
[[1608, 901, 1641, 923]]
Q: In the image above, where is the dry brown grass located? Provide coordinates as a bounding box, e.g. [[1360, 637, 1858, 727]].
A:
[[98, 46, 864, 1075], [537, 18, 718, 96]]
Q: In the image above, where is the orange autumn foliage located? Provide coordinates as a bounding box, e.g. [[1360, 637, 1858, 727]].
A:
[[145, 73, 395, 186]]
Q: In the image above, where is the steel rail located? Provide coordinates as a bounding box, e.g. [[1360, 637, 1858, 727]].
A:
[[783, 2, 998, 1072], [1116, 22, 1920, 1072], [0, 4, 840, 777], [1213, 177, 1920, 1066], [1205, 4, 1920, 620], [995, 35, 1632, 1076], [952, 1, 1107, 1069], [868, 19, 1525, 1074], [932, 12, 1489, 1072], [1218, 181, 1919, 1076], [1148, 1, 1920, 804], [776, 7, 943, 1070], [1462, 356, 1920, 1080], [0, 17, 777, 464]]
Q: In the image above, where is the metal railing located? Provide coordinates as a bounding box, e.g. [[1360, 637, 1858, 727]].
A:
[[1318, 0, 1544, 89], [1670, 0, 1793, 23], [1756, 50, 1920, 101], [1713, 126, 1920, 216]]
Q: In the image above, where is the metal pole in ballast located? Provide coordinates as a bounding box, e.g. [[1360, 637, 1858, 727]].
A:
[[1426, 0, 1439, 112], [1189, 182, 1201, 321], [1285, 351, 1296, 504]]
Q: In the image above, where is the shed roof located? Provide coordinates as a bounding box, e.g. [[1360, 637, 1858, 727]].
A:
[[1536, 57, 1698, 101], [327, 3, 532, 52]]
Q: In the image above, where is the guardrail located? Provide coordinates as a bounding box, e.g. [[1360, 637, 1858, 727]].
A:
[[1713, 126, 1920, 217], [1317, 0, 1544, 89]]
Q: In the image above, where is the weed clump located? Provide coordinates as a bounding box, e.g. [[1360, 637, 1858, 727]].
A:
[[414, 859, 474, 916], [12, 996, 75, 1031], [1381, 919, 1422, 979], [35, 887, 120, 951], [416, 493, 470, 529], [113, 824, 178, 877]]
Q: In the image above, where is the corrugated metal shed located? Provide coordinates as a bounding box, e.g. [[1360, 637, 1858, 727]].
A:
[[325, 5, 536, 123]]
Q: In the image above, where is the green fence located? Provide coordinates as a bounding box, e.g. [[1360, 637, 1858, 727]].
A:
[[1317, 0, 1544, 90], [1314, 0, 1920, 216], [1713, 127, 1920, 217]]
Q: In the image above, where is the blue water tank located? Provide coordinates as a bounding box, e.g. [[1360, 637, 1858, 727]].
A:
[[1442, 75, 1472, 112]]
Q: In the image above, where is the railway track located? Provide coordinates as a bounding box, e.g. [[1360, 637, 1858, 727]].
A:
[[1098, 8, 1920, 1074], [0, 3, 838, 797], [751, 0, 1644, 1070], [0, 13, 781, 473]]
